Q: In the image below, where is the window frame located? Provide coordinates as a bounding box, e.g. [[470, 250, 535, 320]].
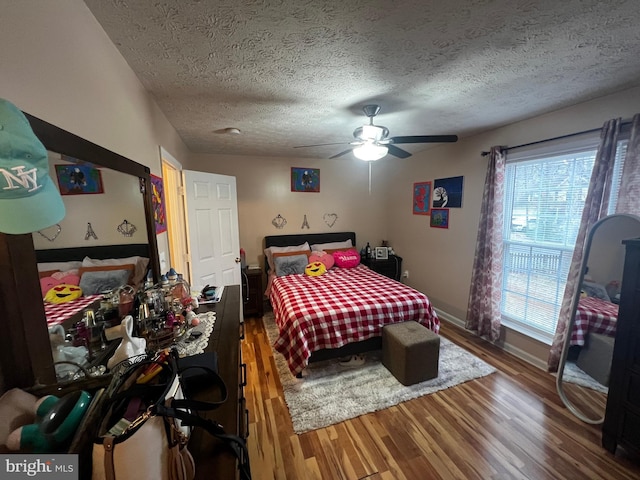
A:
[[500, 133, 602, 344]]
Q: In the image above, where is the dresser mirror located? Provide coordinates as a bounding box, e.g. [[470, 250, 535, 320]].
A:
[[0, 112, 160, 389], [556, 213, 640, 424]]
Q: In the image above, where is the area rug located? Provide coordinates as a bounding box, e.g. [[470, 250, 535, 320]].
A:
[[560, 361, 608, 394], [263, 313, 497, 434]]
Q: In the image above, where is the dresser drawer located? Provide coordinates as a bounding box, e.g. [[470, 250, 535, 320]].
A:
[[627, 371, 640, 408], [620, 409, 640, 450]]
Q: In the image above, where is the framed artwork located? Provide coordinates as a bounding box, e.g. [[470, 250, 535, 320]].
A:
[[150, 174, 167, 234], [413, 181, 431, 215], [375, 246, 389, 260], [55, 164, 104, 195], [430, 208, 450, 229], [291, 167, 320, 192], [433, 176, 464, 208]]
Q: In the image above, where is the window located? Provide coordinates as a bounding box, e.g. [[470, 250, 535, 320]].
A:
[[500, 135, 603, 343]]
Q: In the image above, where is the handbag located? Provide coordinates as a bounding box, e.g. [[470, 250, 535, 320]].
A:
[[92, 350, 251, 480], [92, 354, 194, 480]]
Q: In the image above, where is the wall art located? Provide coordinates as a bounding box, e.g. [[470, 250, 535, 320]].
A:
[[150, 173, 167, 234], [430, 208, 450, 229], [375, 246, 389, 260], [432, 176, 463, 208], [323, 213, 338, 227], [291, 167, 320, 192], [413, 181, 432, 215], [272, 214, 287, 229], [55, 164, 104, 195]]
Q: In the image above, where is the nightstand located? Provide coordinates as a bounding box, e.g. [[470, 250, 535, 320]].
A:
[[242, 268, 264, 317], [361, 255, 403, 281]]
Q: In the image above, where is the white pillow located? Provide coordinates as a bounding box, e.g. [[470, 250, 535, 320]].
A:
[[37, 261, 83, 272], [310, 239, 353, 252], [82, 255, 149, 287], [264, 242, 310, 271]]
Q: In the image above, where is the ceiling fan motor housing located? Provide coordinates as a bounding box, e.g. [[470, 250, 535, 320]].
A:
[[353, 124, 389, 142], [362, 104, 381, 118]]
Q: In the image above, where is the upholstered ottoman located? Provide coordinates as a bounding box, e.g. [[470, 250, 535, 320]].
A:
[[576, 332, 615, 386], [382, 321, 440, 386]]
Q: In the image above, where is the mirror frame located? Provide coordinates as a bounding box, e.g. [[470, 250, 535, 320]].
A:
[[0, 112, 160, 390], [556, 213, 640, 424]]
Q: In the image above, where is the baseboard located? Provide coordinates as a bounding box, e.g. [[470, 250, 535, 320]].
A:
[[434, 308, 547, 371]]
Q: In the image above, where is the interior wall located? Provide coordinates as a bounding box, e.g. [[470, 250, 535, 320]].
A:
[[185, 153, 392, 268], [31, 153, 148, 249], [385, 85, 640, 368], [0, 0, 189, 264]]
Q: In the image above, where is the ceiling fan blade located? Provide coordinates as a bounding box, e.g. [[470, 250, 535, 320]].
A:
[[330, 149, 353, 159], [387, 144, 412, 158], [391, 135, 458, 144], [294, 142, 349, 148]]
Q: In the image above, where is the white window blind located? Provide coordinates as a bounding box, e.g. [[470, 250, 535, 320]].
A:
[[501, 131, 629, 343], [608, 139, 628, 214], [502, 147, 597, 341]]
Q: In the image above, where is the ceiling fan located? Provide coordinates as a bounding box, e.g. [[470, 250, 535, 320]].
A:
[[294, 104, 458, 160]]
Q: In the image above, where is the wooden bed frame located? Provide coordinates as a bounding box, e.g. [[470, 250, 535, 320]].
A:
[[264, 231, 382, 369]]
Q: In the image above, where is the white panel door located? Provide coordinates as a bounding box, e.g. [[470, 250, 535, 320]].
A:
[[183, 170, 241, 291]]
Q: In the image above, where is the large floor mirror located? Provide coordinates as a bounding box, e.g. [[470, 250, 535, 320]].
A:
[[0, 112, 160, 390], [556, 213, 640, 424]]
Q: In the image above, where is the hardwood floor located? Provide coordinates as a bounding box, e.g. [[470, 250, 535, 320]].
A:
[[242, 316, 640, 479]]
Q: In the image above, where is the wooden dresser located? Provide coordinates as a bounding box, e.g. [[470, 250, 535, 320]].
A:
[[190, 284, 249, 479], [602, 238, 640, 456]]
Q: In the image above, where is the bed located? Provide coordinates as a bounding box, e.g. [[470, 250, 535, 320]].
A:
[[570, 296, 618, 347], [36, 244, 152, 329], [264, 232, 439, 376]]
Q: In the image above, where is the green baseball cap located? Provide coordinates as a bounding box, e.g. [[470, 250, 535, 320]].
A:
[[0, 98, 65, 234]]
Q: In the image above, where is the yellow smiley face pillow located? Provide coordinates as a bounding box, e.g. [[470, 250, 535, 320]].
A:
[[304, 261, 327, 277], [45, 284, 83, 304]]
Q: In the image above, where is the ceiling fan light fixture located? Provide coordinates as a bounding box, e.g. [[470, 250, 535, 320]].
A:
[[353, 143, 388, 161]]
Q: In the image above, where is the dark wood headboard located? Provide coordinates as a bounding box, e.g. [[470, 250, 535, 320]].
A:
[[264, 231, 356, 272], [36, 243, 151, 263]]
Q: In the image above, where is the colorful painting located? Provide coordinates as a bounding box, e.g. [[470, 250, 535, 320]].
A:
[[430, 208, 450, 229], [150, 174, 167, 234], [55, 164, 104, 195], [291, 167, 320, 192], [433, 176, 464, 208], [413, 181, 431, 215]]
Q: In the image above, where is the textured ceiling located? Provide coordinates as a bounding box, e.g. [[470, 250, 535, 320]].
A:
[[83, 0, 640, 159]]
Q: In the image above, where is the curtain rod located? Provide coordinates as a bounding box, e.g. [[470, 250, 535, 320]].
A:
[[480, 119, 632, 157]]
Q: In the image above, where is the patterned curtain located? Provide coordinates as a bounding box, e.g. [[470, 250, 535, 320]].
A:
[[547, 118, 621, 371], [615, 114, 640, 213], [465, 147, 505, 342]]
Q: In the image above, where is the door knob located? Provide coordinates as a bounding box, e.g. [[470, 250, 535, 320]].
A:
[[235, 257, 241, 263]]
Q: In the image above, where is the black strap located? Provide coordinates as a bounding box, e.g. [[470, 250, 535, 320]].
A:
[[167, 351, 250, 479], [174, 364, 228, 408], [154, 404, 251, 480]]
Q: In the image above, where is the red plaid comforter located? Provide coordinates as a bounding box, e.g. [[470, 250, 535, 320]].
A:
[[45, 294, 102, 327], [570, 296, 618, 346], [269, 264, 439, 375]]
